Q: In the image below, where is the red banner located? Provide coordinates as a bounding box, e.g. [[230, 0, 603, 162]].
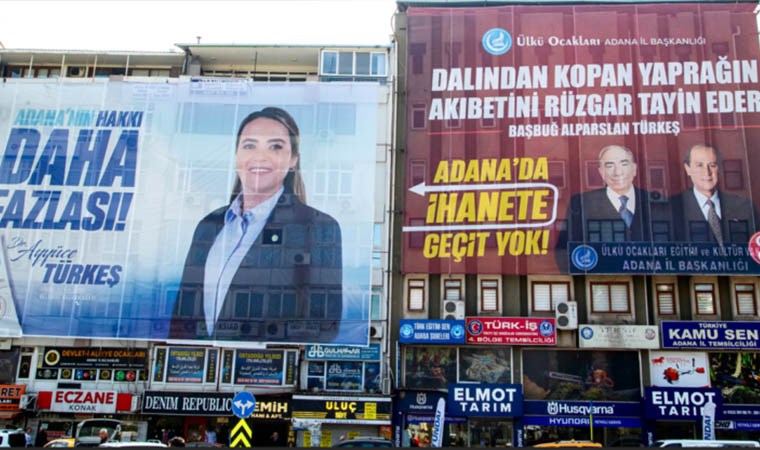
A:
[[403, 3, 760, 275], [466, 317, 556, 345]]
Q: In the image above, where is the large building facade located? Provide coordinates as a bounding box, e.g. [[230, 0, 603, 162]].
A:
[[391, 0, 760, 447], [0, 43, 394, 446]]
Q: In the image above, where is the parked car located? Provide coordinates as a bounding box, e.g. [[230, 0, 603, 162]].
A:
[[533, 440, 603, 448], [0, 429, 25, 447], [654, 439, 760, 447], [75, 419, 121, 447], [333, 436, 394, 447], [99, 443, 167, 448], [43, 438, 75, 448]]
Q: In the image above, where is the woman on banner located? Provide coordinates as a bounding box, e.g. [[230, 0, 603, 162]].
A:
[[169, 107, 343, 343]]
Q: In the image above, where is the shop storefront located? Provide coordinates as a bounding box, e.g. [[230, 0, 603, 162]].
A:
[[292, 395, 391, 446], [0, 384, 25, 426], [35, 389, 146, 441], [448, 383, 522, 447], [393, 390, 466, 447], [522, 400, 642, 446], [521, 349, 642, 446], [142, 391, 232, 444], [654, 322, 760, 442]]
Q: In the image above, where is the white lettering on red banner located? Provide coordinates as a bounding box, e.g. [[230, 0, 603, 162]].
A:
[[51, 390, 117, 413]]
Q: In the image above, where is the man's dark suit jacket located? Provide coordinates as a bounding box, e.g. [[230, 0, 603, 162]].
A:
[[670, 190, 757, 244], [168, 192, 342, 343], [566, 187, 654, 243], [555, 187, 654, 273]]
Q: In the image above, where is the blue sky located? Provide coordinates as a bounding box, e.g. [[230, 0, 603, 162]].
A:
[[0, 0, 397, 51]]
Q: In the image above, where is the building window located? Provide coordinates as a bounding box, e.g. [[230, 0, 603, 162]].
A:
[[590, 282, 630, 313], [694, 283, 717, 315], [656, 283, 676, 315], [735, 283, 757, 316], [587, 220, 626, 242], [371, 287, 382, 321], [723, 159, 744, 190], [443, 279, 462, 300], [408, 279, 425, 312], [320, 50, 387, 77], [532, 281, 570, 312], [480, 279, 499, 312], [412, 104, 427, 129]]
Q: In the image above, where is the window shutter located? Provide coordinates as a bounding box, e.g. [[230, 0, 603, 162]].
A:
[[482, 280, 498, 312], [533, 284, 551, 312], [551, 284, 569, 310], [591, 284, 610, 312], [736, 284, 756, 315], [657, 284, 675, 315], [409, 280, 425, 311], [610, 284, 629, 312]]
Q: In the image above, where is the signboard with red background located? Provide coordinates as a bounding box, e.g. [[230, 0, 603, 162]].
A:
[[403, 3, 760, 275]]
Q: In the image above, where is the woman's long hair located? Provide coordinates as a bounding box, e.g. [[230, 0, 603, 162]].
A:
[[230, 106, 307, 205]]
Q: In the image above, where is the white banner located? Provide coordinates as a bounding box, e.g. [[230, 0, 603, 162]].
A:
[[579, 325, 659, 349], [431, 398, 445, 448], [50, 390, 117, 413], [649, 351, 710, 387]]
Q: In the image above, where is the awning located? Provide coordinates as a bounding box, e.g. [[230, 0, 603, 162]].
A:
[[0, 410, 22, 419]]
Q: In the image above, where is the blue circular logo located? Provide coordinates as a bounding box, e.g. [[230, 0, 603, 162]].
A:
[[581, 326, 594, 340], [450, 324, 465, 339], [231, 391, 256, 419], [539, 320, 554, 336], [467, 319, 484, 336], [571, 245, 598, 271], [400, 323, 414, 339], [482, 28, 512, 55]]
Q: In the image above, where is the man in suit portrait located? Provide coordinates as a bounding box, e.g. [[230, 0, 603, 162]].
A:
[[671, 144, 757, 245], [566, 144, 653, 243]]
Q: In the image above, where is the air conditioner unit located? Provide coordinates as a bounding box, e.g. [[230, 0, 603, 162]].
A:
[[555, 300, 578, 330], [649, 190, 666, 203], [442, 299, 465, 320], [369, 324, 384, 339]]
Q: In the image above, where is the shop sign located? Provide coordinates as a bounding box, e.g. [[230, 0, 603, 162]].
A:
[[661, 321, 760, 349], [142, 391, 232, 416], [38, 390, 134, 413], [166, 347, 205, 383], [234, 349, 297, 386], [251, 397, 290, 420], [523, 400, 640, 417], [399, 320, 466, 344], [325, 361, 363, 391], [396, 390, 447, 413], [717, 420, 760, 430], [305, 344, 381, 361], [579, 325, 659, 349], [522, 416, 642, 428], [465, 317, 555, 345], [645, 387, 722, 419], [0, 384, 24, 410], [447, 383, 522, 417], [720, 404, 760, 420], [648, 351, 709, 387], [41, 347, 147, 370], [291, 395, 391, 423]]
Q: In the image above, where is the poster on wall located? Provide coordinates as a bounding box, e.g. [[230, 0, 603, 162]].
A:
[[522, 349, 640, 401], [648, 351, 709, 388], [403, 3, 760, 275], [0, 80, 378, 344], [710, 351, 760, 404]]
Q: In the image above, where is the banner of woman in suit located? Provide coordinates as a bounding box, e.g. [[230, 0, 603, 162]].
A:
[[0, 80, 379, 343], [402, 2, 760, 275]]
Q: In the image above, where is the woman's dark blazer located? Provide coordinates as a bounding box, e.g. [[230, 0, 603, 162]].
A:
[[168, 192, 343, 343]]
